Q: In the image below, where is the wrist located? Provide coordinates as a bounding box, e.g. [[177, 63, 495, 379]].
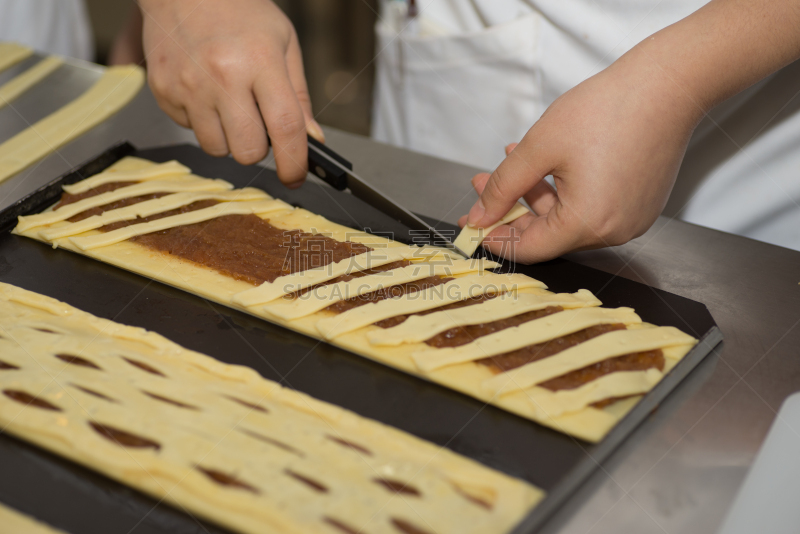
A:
[[603, 43, 705, 139]]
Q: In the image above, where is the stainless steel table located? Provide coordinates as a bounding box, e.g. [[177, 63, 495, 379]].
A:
[[2, 58, 798, 534]]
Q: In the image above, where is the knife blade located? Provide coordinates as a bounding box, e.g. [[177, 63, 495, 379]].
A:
[[305, 135, 469, 258]]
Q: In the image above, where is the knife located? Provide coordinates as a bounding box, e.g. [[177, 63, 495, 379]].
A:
[[305, 135, 470, 258]]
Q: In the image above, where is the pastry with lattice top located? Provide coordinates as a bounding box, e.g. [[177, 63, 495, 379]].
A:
[[0, 282, 543, 534], [13, 157, 698, 442]]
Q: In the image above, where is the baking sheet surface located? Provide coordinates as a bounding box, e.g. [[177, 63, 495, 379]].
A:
[[0, 144, 721, 533]]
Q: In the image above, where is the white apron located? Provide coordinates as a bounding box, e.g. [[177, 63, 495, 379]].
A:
[[0, 0, 94, 61], [373, 0, 800, 251]]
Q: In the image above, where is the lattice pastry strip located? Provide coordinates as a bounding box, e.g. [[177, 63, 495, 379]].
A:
[[0, 283, 543, 534], [12, 156, 699, 442], [0, 501, 67, 534]]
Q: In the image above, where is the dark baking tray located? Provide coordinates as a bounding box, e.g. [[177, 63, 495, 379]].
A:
[[0, 143, 722, 534]]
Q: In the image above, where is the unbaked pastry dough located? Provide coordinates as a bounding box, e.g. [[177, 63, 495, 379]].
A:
[[316, 273, 546, 340], [367, 289, 602, 346], [264, 259, 500, 321], [40, 189, 269, 240], [411, 307, 643, 372], [0, 65, 144, 183], [454, 202, 530, 256], [0, 502, 68, 534], [14, 157, 699, 443], [62, 159, 191, 193], [0, 42, 33, 73], [234, 246, 444, 307], [16, 177, 234, 232], [0, 282, 542, 534], [0, 56, 63, 110], [483, 326, 697, 396], [69, 199, 291, 250]]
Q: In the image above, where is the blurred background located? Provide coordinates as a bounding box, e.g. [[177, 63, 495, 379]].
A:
[[85, 0, 378, 136]]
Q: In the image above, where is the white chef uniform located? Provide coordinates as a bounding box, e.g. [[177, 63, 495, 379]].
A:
[[0, 0, 94, 61], [373, 0, 800, 251]]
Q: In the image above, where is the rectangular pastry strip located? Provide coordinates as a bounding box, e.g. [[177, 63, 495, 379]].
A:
[[40, 188, 270, 240], [367, 289, 602, 346], [316, 272, 544, 340], [61, 159, 191, 193], [69, 199, 292, 250], [233, 245, 428, 306], [0, 282, 542, 534], [13, 156, 698, 442], [411, 307, 644, 372], [265, 259, 500, 321], [16, 176, 235, 232]]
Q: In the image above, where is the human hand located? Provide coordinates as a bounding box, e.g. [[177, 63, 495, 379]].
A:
[[140, 0, 323, 187], [459, 49, 703, 263]]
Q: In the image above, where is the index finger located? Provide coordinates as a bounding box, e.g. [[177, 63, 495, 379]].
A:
[[480, 203, 585, 264], [253, 57, 308, 187]]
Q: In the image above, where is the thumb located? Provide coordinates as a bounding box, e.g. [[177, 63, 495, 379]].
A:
[[467, 137, 553, 228]]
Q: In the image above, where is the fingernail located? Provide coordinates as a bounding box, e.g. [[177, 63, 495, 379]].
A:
[[467, 199, 485, 227], [286, 179, 305, 190], [307, 120, 325, 143]]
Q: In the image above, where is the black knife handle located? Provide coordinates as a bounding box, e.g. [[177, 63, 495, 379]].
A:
[[307, 135, 352, 191]]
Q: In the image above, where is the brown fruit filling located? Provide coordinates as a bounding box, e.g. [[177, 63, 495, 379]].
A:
[[71, 384, 117, 402], [55, 353, 101, 369], [222, 395, 268, 413], [324, 517, 362, 534], [3, 389, 61, 411], [122, 357, 166, 376], [373, 478, 421, 497], [285, 469, 328, 493], [326, 435, 373, 456], [142, 391, 199, 410], [239, 429, 304, 457], [90, 422, 160, 450], [195, 466, 259, 494], [55, 181, 138, 208], [391, 518, 433, 534], [326, 276, 453, 313], [57, 182, 372, 285]]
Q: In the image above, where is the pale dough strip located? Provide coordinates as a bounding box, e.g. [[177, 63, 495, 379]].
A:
[[264, 258, 500, 321], [0, 56, 62, 110], [523, 369, 663, 419], [315, 272, 544, 340], [483, 326, 698, 396], [69, 199, 293, 250], [62, 159, 191, 194], [412, 307, 642, 373], [16, 177, 234, 231], [0, 43, 33, 73], [0, 282, 544, 534], [368, 288, 601, 347], [454, 203, 530, 257], [0, 65, 145, 183], [40, 188, 270, 240], [11, 157, 699, 442], [233, 245, 424, 307], [0, 502, 68, 534]]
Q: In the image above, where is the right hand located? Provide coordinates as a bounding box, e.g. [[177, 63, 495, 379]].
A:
[[140, 0, 323, 187], [458, 48, 702, 263]]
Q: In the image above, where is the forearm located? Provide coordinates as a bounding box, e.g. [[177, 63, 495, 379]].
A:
[[623, 0, 800, 122]]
